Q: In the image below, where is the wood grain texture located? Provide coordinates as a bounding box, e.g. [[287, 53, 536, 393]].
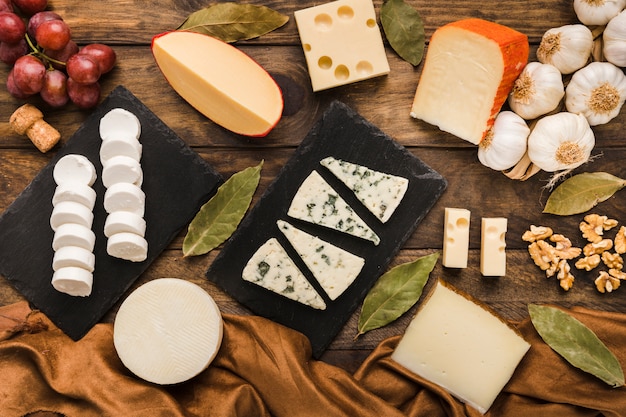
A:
[[1, 0, 625, 373]]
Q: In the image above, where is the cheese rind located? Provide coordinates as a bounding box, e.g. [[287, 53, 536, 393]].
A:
[[391, 280, 530, 414], [288, 170, 380, 245], [277, 219, 364, 300], [242, 238, 326, 310], [320, 156, 408, 223], [294, 0, 390, 92], [480, 217, 507, 277], [410, 19, 528, 144], [442, 207, 471, 268]]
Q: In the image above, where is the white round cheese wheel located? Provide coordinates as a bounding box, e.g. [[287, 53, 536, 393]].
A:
[[104, 211, 146, 237], [53, 154, 97, 186], [107, 232, 148, 262], [99, 108, 142, 141], [50, 201, 94, 231], [51, 266, 93, 297], [52, 182, 97, 210], [113, 278, 223, 385], [102, 155, 143, 188], [103, 182, 145, 216], [52, 245, 96, 272], [52, 223, 96, 251], [100, 137, 142, 164]]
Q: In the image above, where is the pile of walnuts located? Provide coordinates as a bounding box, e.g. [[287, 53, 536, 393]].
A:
[[523, 214, 626, 293]]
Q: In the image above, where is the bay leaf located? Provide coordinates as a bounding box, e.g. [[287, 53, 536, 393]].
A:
[[183, 160, 263, 257], [543, 172, 626, 216], [528, 304, 625, 388], [380, 0, 425, 66], [356, 252, 438, 337], [177, 3, 289, 43]]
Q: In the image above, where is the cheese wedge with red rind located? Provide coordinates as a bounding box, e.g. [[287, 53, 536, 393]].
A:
[[410, 19, 529, 145], [151, 31, 283, 137]]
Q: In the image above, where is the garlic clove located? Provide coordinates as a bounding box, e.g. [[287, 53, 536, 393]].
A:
[[477, 111, 529, 171], [573, 0, 626, 26], [565, 61, 626, 126], [537, 24, 593, 74], [603, 10, 626, 67], [527, 112, 595, 173], [508, 62, 565, 120]]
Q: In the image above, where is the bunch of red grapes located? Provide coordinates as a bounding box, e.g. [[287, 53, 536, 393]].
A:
[[0, 0, 116, 108]]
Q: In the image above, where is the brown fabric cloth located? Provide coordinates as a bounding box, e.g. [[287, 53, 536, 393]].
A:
[[1, 301, 625, 417]]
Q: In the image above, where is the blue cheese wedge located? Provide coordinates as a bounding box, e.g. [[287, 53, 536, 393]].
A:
[[287, 170, 380, 245], [242, 238, 326, 310], [320, 156, 408, 223], [277, 220, 364, 300]]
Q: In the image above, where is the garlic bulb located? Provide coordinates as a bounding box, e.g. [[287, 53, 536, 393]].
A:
[[537, 25, 593, 74], [565, 61, 626, 126], [527, 112, 594, 172], [603, 10, 626, 67], [508, 62, 565, 120], [478, 111, 529, 171], [573, 0, 626, 26]]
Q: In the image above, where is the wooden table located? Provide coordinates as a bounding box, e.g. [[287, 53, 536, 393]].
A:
[[1, 0, 625, 374]]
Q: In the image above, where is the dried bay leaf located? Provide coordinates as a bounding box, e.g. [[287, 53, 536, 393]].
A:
[[380, 0, 425, 66], [183, 160, 263, 257], [544, 172, 626, 216], [177, 3, 289, 43], [529, 304, 625, 388], [356, 252, 438, 337]]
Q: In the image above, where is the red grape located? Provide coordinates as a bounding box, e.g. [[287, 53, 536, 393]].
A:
[[40, 68, 68, 107], [12, 54, 46, 94], [66, 53, 100, 84], [0, 0, 13, 13], [12, 0, 47, 16], [44, 39, 77, 69], [6, 68, 32, 98], [0, 12, 26, 44], [26, 10, 62, 39], [67, 78, 100, 108], [79, 44, 116, 74], [35, 19, 71, 51], [0, 38, 27, 64]]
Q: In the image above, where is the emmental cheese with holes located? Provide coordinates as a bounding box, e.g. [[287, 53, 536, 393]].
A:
[[410, 19, 529, 144]]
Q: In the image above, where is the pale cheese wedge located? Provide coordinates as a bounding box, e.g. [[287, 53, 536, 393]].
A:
[[410, 18, 528, 144]]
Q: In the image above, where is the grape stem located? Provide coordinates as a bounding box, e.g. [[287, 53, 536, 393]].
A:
[[24, 33, 67, 69]]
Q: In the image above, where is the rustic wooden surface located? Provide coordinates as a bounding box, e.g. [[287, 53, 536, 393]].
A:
[[1, 0, 625, 373]]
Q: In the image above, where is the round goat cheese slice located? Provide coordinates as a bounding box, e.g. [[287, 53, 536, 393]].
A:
[[104, 211, 146, 237], [107, 232, 148, 262], [53, 154, 97, 186], [103, 182, 145, 216], [52, 182, 97, 210], [50, 201, 94, 231], [100, 137, 142, 164], [102, 155, 143, 188], [113, 278, 223, 385], [52, 245, 96, 272], [51, 266, 93, 297], [99, 108, 142, 141], [52, 223, 96, 251]]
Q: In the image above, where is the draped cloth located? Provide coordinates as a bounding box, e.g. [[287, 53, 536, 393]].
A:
[[1, 301, 625, 417]]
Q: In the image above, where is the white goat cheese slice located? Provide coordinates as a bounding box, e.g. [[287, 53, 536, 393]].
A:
[[102, 155, 143, 188], [51, 266, 93, 297], [100, 137, 143, 164], [113, 278, 223, 385], [99, 108, 142, 141], [242, 238, 326, 310], [391, 280, 530, 414], [50, 201, 94, 231], [52, 182, 97, 210], [104, 211, 147, 238], [52, 223, 96, 252], [287, 170, 380, 245], [53, 154, 97, 186], [107, 232, 148, 262], [103, 182, 146, 216], [320, 157, 409, 223], [277, 220, 364, 300], [52, 245, 96, 272]]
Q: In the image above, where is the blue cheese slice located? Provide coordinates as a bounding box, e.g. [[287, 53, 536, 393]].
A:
[[287, 170, 380, 245], [277, 220, 364, 300], [320, 156, 408, 223], [242, 238, 326, 310]]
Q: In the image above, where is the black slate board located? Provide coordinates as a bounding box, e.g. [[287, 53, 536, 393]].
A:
[[206, 101, 447, 358], [0, 86, 222, 340]]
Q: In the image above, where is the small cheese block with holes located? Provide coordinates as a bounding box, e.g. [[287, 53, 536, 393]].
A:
[[442, 208, 471, 268], [480, 217, 507, 276], [113, 278, 223, 385], [294, 0, 390, 91]]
